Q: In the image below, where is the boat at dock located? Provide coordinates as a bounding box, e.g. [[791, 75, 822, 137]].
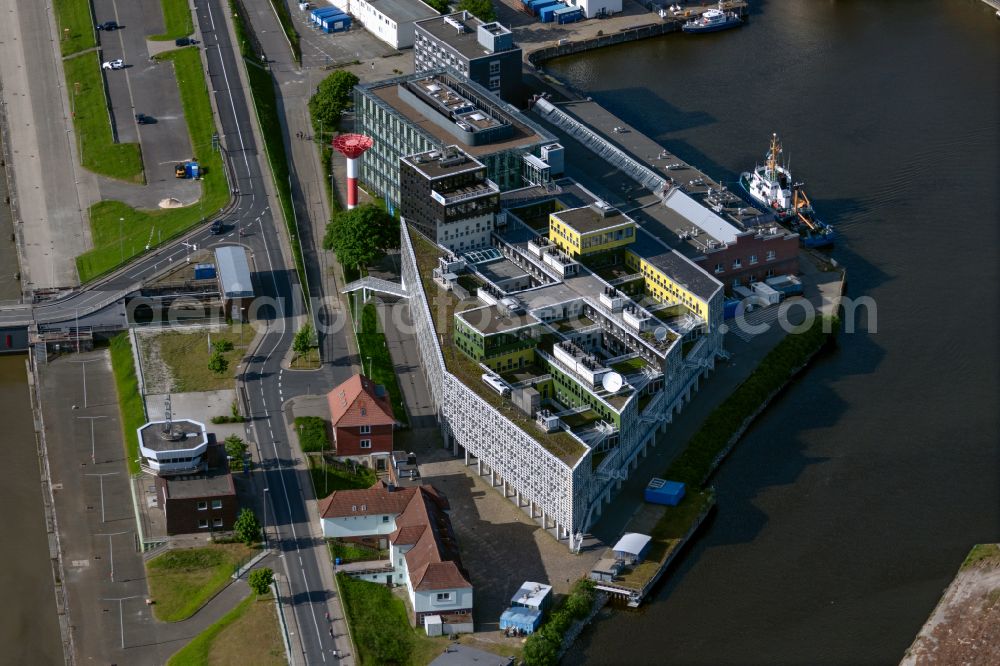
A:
[[682, 5, 743, 33], [740, 133, 836, 248]]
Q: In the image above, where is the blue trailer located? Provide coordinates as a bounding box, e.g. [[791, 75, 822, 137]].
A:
[[554, 6, 583, 23], [539, 2, 565, 21], [310, 7, 343, 25], [319, 12, 350, 32], [644, 478, 686, 506]]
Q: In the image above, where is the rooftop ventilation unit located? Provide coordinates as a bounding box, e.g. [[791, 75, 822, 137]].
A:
[[443, 15, 466, 34]]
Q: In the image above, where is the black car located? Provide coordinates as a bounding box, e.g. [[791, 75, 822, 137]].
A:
[[135, 113, 156, 125], [210, 220, 225, 235], [175, 37, 198, 46], [96, 21, 118, 31]]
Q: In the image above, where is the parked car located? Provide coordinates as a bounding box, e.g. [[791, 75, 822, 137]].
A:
[[135, 114, 156, 125], [175, 37, 198, 46], [96, 21, 119, 31], [210, 220, 225, 235], [102, 59, 124, 70]]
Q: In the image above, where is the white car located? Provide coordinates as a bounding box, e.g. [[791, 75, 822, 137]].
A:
[[102, 59, 124, 70]]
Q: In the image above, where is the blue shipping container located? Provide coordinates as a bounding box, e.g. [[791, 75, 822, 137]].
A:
[[644, 478, 686, 506], [194, 264, 216, 280], [320, 14, 350, 32], [723, 297, 740, 320], [554, 6, 582, 23], [311, 7, 343, 23], [539, 3, 565, 21], [529, 0, 560, 14], [526, 0, 553, 10]]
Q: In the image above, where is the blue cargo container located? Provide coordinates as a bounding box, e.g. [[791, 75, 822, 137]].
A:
[[644, 478, 685, 506], [500, 607, 542, 634], [320, 12, 350, 32], [311, 7, 343, 24], [194, 263, 216, 280], [723, 297, 740, 320], [554, 5, 582, 23], [539, 2, 565, 21], [528, 0, 559, 14]]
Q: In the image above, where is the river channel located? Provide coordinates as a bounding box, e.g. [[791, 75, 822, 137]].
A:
[[549, 1, 999, 664]]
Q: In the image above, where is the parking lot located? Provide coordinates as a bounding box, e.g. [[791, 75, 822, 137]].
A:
[[290, 3, 397, 69], [91, 0, 200, 205]]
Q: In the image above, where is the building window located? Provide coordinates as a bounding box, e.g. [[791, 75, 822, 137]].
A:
[[360, 407, 367, 416], [714, 263, 724, 274], [360, 439, 372, 449], [211, 499, 223, 509], [213, 518, 223, 528], [360, 425, 371, 434], [198, 519, 208, 529], [766, 250, 776, 261], [489, 60, 500, 75], [197, 501, 207, 511], [383, 515, 390, 523], [749, 254, 758, 264], [489, 76, 500, 91], [436, 592, 452, 602], [732, 259, 742, 269]]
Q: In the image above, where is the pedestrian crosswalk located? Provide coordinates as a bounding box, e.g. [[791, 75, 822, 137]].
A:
[[724, 304, 782, 342]]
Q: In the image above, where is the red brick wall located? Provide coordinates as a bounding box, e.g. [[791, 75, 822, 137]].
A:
[[163, 494, 239, 535], [695, 233, 799, 294], [334, 424, 393, 456]]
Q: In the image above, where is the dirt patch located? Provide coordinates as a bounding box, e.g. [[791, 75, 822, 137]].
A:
[[901, 545, 1000, 665]]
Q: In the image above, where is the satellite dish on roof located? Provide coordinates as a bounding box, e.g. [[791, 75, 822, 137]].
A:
[[602, 372, 624, 394], [654, 326, 668, 342]]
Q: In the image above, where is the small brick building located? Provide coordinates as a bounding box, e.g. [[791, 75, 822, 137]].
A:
[[327, 375, 396, 468], [155, 464, 238, 535]]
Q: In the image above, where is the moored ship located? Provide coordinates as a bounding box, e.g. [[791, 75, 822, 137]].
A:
[[682, 5, 743, 33]]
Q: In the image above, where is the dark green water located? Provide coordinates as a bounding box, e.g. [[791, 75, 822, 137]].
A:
[[549, 2, 1000, 664], [0, 355, 62, 664]]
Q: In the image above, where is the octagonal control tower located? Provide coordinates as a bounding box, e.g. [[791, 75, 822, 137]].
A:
[[332, 133, 373, 209], [137, 397, 209, 476]]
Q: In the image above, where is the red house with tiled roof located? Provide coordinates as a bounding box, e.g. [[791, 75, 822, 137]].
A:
[[318, 480, 474, 629], [327, 374, 396, 466]]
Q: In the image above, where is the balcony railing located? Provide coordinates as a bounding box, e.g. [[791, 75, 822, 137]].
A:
[[430, 179, 499, 205]]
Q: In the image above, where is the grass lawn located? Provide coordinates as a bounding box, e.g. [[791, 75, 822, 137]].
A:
[[294, 416, 329, 453], [166, 592, 285, 666], [150, 0, 194, 40], [109, 333, 145, 475], [962, 544, 1000, 570], [76, 46, 229, 283], [147, 544, 257, 622], [63, 53, 144, 182], [357, 304, 408, 425], [153, 325, 249, 391], [337, 574, 417, 665], [328, 539, 386, 564], [289, 346, 321, 369], [308, 454, 376, 499], [54, 0, 96, 56]]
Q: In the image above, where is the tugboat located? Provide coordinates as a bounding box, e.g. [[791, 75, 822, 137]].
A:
[[682, 3, 743, 33], [740, 133, 836, 248]]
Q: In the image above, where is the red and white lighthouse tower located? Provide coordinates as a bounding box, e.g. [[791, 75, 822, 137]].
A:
[[332, 133, 374, 210]]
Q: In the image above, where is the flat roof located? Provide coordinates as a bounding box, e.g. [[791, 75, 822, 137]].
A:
[[476, 258, 528, 285], [139, 419, 206, 452], [663, 188, 739, 244], [365, 74, 551, 157], [458, 305, 539, 335], [161, 469, 235, 499], [552, 205, 633, 235], [214, 246, 253, 298], [637, 247, 721, 301], [429, 644, 514, 666], [613, 532, 652, 555], [357, 0, 437, 24], [415, 12, 519, 61], [403, 147, 485, 179]]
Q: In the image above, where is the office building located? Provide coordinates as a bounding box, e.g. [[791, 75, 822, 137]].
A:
[[350, 0, 439, 49]]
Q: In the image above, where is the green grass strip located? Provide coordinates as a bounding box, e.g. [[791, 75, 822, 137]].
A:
[[75, 46, 229, 283], [54, 0, 97, 56], [150, 0, 195, 40], [63, 53, 144, 182], [166, 592, 253, 665], [358, 304, 409, 425], [308, 456, 376, 499], [243, 60, 310, 305], [665, 315, 838, 487], [268, 0, 301, 64], [337, 573, 414, 665], [109, 333, 145, 475], [148, 545, 255, 622]]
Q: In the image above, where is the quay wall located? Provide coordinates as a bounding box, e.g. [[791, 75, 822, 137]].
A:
[[528, 21, 682, 66]]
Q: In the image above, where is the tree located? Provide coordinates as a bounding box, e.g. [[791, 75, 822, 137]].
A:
[[234, 508, 261, 545], [457, 0, 496, 21], [523, 632, 559, 666], [208, 351, 229, 374], [248, 567, 274, 595], [293, 322, 314, 355], [308, 70, 360, 137], [323, 204, 399, 270], [424, 0, 449, 13], [213, 339, 234, 353], [224, 434, 248, 461]]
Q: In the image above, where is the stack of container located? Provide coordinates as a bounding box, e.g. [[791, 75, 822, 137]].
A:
[[553, 5, 583, 23], [310, 6, 351, 33], [539, 2, 566, 22]]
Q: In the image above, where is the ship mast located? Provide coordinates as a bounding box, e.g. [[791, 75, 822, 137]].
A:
[[767, 133, 781, 180]]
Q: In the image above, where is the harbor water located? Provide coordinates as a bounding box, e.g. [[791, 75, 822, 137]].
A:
[[0, 354, 62, 664], [549, 1, 999, 664]]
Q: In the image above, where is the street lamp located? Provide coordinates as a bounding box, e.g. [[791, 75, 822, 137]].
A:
[[263, 487, 270, 549], [119, 217, 125, 263]]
